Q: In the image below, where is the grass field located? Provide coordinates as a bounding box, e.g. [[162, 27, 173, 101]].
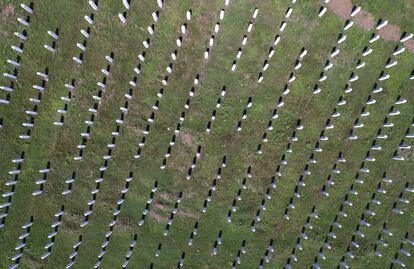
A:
[[0, 0, 413, 268]]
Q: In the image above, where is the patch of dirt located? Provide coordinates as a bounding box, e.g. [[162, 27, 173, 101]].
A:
[[401, 148, 413, 159], [62, 212, 82, 232], [177, 209, 200, 219], [379, 24, 401, 42], [327, 0, 352, 20], [179, 130, 195, 146], [353, 10, 375, 30], [159, 192, 176, 201], [152, 198, 199, 220], [126, 124, 143, 137], [327, 0, 414, 53], [153, 201, 168, 211], [1, 4, 14, 17], [116, 216, 135, 232], [149, 211, 168, 222], [405, 41, 414, 52], [0, 30, 10, 37]]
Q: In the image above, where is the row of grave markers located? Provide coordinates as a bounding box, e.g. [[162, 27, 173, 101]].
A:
[[1, 0, 413, 268], [0, 2, 34, 110], [70, 5, 241, 265], [252, 6, 414, 266], [2, 1, 187, 267], [170, 3, 414, 268]]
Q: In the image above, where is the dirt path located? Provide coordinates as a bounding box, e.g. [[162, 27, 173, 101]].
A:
[[327, 0, 414, 53]]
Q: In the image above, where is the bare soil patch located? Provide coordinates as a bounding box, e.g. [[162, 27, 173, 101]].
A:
[[149, 211, 168, 222], [353, 11, 375, 30], [327, 0, 352, 20], [153, 201, 168, 211], [152, 198, 199, 220], [177, 209, 199, 219], [179, 130, 195, 146], [159, 192, 176, 201], [1, 4, 14, 17], [379, 24, 401, 41]]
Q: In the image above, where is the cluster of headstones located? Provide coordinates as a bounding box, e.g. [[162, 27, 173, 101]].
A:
[[281, 95, 412, 267], [284, 72, 408, 221], [120, 234, 138, 268], [227, 165, 251, 223], [307, 103, 413, 268], [118, 0, 132, 24], [235, 96, 253, 132], [7, 8, 60, 139], [220, 5, 414, 266], [138, 180, 159, 226], [0, 151, 25, 229], [204, 0, 230, 60], [65, 235, 83, 268], [253, 10, 408, 229], [72, 2, 185, 233], [162, 191, 183, 236], [316, 6, 362, 94], [205, 86, 227, 134], [256, 0, 298, 84], [151, 155, 227, 265], [333, 181, 413, 269], [32, 161, 51, 196], [184, 146, 202, 180], [62, 171, 76, 195], [68, 3, 179, 220], [251, 118, 306, 230], [230, 240, 247, 269], [318, 2, 413, 52], [174, 251, 186, 269], [71, 4, 175, 226], [43, 28, 60, 53], [92, 173, 134, 268], [56, 52, 114, 127], [389, 232, 413, 268], [258, 238, 277, 269], [151, 193, 184, 258], [289, 18, 412, 220], [81, 171, 133, 228], [230, 7, 259, 71], [252, 4, 366, 162], [214, 2, 313, 229], [255, 47, 307, 153], [1, 4, 63, 137], [8, 216, 34, 269], [211, 230, 224, 255], [17, 65, 51, 140], [132, 8, 193, 164], [72, 0, 100, 65], [160, 0, 251, 171], [201, 155, 228, 214], [1, 1, 413, 268], [159, 75, 201, 169], [53, 0, 121, 126], [40, 206, 65, 260], [284, 206, 319, 268], [71, 52, 115, 158], [0, 2, 34, 109]]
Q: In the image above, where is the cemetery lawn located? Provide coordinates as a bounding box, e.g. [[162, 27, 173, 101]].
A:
[[0, 0, 413, 268]]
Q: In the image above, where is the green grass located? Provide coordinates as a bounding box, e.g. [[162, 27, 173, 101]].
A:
[[0, 0, 413, 268]]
